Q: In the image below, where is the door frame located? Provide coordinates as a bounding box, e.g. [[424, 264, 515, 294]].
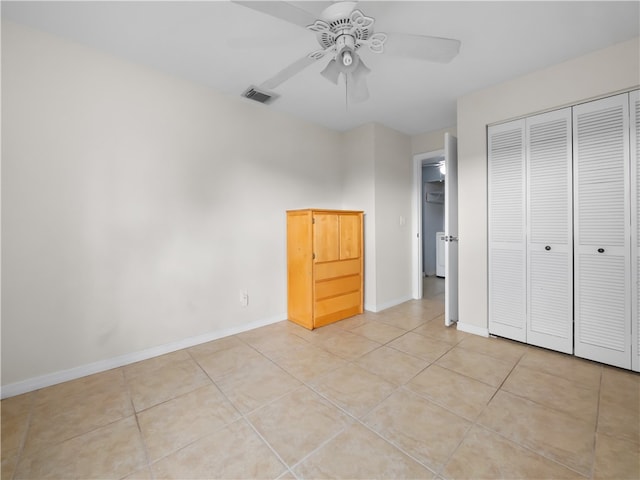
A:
[[412, 148, 445, 299]]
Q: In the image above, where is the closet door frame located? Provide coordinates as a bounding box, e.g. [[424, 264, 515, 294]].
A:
[[573, 93, 631, 369], [488, 119, 527, 342], [525, 108, 573, 354], [630, 90, 639, 372]]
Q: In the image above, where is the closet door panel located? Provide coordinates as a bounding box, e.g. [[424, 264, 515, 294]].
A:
[[526, 109, 573, 353], [631, 90, 639, 372], [488, 120, 526, 342], [574, 93, 631, 369]]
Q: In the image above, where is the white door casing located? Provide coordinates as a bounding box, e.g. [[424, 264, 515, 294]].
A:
[[444, 133, 458, 326]]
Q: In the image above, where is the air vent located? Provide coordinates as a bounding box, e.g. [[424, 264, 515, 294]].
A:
[[241, 86, 279, 104]]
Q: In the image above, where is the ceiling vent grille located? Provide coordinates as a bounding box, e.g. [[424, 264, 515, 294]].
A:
[[242, 86, 279, 104]]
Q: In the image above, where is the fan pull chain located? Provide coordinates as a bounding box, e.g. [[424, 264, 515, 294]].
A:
[[345, 74, 349, 112]]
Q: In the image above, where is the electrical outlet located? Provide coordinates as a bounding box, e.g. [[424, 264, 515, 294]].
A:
[[240, 290, 249, 307]]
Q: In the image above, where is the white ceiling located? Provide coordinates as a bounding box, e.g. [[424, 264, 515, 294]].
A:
[[2, 1, 639, 135]]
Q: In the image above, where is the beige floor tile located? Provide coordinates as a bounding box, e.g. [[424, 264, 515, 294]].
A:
[[388, 332, 452, 363], [375, 312, 428, 331], [151, 419, 286, 479], [24, 369, 133, 454], [269, 343, 347, 382], [186, 335, 245, 362], [312, 330, 381, 361], [436, 347, 514, 387], [122, 466, 154, 480], [355, 346, 429, 386], [478, 390, 595, 476], [137, 383, 240, 461], [1, 404, 31, 453], [125, 357, 211, 412], [194, 342, 264, 380], [598, 367, 640, 445], [349, 321, 406, 344], [241, 330, 310, 358], [502, 364, 599, 425], [406, 364, 497, 421], [331, 314, 374, 331], [248, 386, 352, 466], [2, 447, 20, 480], [600, 366, 640, 413], [293, 423, 435, 479], [309, 364, 397, 418], [123, 350, 192, 379], [215, 357, 302, 414], [442, 425, 585, 479], [276, 471, 297, 480], [1, 392, 34, 419], [593, 433, 640, 480], [456, 335, 527, 363], [519, 347, 602, 389], [411, 319, 470, 345], [363, 389, 471, 471], [15, 416, 146, 480], [598, 394, 640, 446]]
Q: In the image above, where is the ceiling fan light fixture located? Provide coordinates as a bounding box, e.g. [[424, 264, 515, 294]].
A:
[[341, 50, 353, 66], [351, 57, 371, 84], [320, 59, 341, 84]]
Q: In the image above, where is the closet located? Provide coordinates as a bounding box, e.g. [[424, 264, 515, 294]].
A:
[[488, 90, 639, 371]]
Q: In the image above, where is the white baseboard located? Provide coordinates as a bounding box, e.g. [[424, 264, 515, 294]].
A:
[[1, 313, 286, 399], [366, 294, 414, 313], [456, 321, 489, 337]]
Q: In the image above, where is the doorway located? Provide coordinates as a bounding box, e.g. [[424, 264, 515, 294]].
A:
[[412, 134, 458, 326], [412, 149, 445, 299]]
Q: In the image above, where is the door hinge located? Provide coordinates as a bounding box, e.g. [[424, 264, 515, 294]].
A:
[[312, 253, 316, 259], [312, 218, 315, 224]]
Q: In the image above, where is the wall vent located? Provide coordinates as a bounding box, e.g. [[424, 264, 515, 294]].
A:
[[241, 86, 279, 104]]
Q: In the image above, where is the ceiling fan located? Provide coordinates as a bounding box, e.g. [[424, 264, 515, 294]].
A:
[[237, 1, 461, 103]]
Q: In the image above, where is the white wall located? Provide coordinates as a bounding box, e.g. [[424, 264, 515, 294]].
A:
[[341, 123, 414, 312], [341, 124, 376, 311], [1, 22, 345, 388], [2, 22, 419, 393], [412, 127, 457, 155], [457, 37, 640, 332], [373, 124, 413, 309]]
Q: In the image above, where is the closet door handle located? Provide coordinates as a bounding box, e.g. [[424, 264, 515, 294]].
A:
[[597, 248, 605, 253], [545, 246, 551, 251]]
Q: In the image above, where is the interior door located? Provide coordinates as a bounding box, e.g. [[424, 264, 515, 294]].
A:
[[444, 133, 458, 326], [488, 120, 527, 342], [574, 93, 631, 369], [525, 108, 573, 354]]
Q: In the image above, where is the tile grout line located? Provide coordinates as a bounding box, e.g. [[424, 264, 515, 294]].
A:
[[8, 388, 37, 480]]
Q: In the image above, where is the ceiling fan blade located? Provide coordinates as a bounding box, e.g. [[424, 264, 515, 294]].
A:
[[233, 1, 318, 28], [260, 54, 319, 90], [226, 36, 294, 49], [384, 33, 461, 63]]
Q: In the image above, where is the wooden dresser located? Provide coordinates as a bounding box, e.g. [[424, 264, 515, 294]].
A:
[[286, 209, 364, 329]]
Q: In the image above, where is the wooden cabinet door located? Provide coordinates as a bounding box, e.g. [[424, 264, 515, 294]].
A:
[[313, 213, 339, 262], [339, 214, 361, 260]]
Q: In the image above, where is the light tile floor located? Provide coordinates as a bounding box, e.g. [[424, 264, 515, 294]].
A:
[[2, 277, 639, 479]]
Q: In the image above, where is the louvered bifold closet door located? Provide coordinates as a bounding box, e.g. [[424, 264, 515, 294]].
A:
[[574, 93, 631, 369], [488, 120, 527, 342], [526, 109, 573, 353], [631, 90, 640, 372]]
